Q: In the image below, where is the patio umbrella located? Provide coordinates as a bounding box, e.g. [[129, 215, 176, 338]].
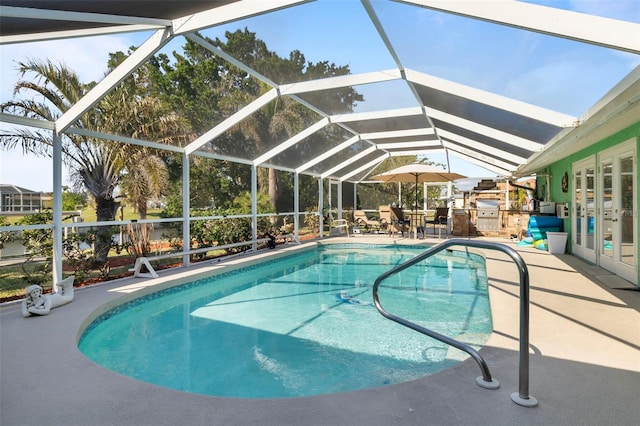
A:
[[371, 163, 466, 233]]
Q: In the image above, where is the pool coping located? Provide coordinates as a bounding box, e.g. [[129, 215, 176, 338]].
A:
[[2, 235, 639, 426], [77, 241, 492, 399]]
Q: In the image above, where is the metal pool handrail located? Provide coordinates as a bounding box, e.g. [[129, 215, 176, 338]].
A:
[[372, 239, 538, 407]]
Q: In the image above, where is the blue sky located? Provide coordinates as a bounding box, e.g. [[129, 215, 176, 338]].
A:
[[1, 0, 638, 191]]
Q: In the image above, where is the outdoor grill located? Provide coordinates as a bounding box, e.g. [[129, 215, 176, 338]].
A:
[[476, 199, 500, 232]]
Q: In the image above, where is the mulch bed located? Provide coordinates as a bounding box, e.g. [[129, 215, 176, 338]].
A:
[[2, 234, 317, 303]]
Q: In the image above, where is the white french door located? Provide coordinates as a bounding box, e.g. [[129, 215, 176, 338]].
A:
[[572, 157, 596, 263], [598, 141, 637, 285]]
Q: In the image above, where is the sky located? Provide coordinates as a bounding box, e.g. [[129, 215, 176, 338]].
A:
[[1, 0, 639, 192], [0, 34, 135, 191]]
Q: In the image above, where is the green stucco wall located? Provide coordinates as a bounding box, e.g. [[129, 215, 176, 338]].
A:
[[534, 122, 639, 282]]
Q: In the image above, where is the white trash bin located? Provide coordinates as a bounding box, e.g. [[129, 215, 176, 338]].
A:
[[546, 232, 568, 254]]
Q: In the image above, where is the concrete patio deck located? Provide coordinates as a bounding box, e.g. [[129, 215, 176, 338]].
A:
[[1, 234, 639, 426]]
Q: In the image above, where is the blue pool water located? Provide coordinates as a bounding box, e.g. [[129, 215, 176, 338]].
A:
[[79, 244, 491, 398]]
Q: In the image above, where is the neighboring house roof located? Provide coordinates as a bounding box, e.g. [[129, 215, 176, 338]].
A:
[[0, 184, 42, 194]]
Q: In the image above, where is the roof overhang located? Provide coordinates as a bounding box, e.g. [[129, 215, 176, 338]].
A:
[[516, 66, 640, 176]]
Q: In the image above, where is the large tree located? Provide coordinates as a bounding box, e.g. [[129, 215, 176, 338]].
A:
[[147, 39, 251, 211], [147, 29, 362, 211], [1, 60, 122, 262], [1, 58, 188, 263], [100, 51, 192, 219], [217, 29, 362, 211]]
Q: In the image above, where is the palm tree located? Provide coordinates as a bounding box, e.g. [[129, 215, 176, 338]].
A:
[[264, 93, 308, 209], [1, 59, 186, 264], [1, 60, 124, 262], [216, 73, 309, 211]]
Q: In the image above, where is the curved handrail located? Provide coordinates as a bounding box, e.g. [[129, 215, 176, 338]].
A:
[[372, 239, 537, 406]]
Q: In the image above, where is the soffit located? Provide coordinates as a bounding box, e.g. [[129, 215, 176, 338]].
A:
[[0, 1, 237, 36]]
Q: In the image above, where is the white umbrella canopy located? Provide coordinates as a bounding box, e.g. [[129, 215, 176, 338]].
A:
[[370, 163, 466, 184], [371, 163, 467, 229]]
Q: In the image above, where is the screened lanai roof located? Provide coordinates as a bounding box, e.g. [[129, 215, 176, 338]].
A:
[[1, 0, 639, 181]]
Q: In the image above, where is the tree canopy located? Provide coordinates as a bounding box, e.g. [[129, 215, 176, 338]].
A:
[[146, 29, 363, 212], [1, 28, 443, 228]]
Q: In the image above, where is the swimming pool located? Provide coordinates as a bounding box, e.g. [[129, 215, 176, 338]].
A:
[[79, 244, 491, 398]]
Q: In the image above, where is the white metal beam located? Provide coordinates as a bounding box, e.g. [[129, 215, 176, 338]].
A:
[[376, 140, 440, 150], [66, 128, 185, 153], [184, 88, 279, 155], [52, 131, 63, 284], [294, 172, 300, 238], [278, 69, 402, 95], [447, 150, 514, 176], [359, 128, 435, 140], [0, 5, 167, 44], [427, 108, 545, 151], [253, 118, 329, 165], [321, 146, 377, 179], [0, 5, 170, 26], [389, 149, 439, 157], [296, 135, 360, 173], [441, 139, 519, 172], [258, 162, 298, 174], [186, 33, 278, 88], [340, 153, 390, 182], [0, 113, 55, 130], [173, 0, 311, 35], [331, 107, 423, 123], [400, 0, 640, 54], [191, 150, 255, 166], [354, 161, 387, 184], [182, 153, 191, 267], [360, 0, 452, 165], [438, 128, 528, 164], [0, 24, 161, 45], [361, 0, 405, 70], [405, 69, 577, 127], [56, 28, 173, 132], [251, 165, 258, 248]]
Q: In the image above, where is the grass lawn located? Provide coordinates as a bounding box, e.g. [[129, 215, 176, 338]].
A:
[[1, 207, 164, 225], [79, 207, 164, 223], [1, 225, 320, 302]]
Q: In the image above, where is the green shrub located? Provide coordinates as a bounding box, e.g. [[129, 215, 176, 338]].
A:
[[304, 206, 319, 233]]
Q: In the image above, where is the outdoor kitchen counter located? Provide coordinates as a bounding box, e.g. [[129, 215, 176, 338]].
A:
[[452, 209, 535, 238]]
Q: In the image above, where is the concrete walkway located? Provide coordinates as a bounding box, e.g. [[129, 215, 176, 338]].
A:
[[1, 235, 639, 426]]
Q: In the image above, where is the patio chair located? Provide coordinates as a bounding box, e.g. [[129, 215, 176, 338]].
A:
[[377, 206, 390, 232], [354, 210, 381, 232], [383, 206, 409, 237], [424, 207, 448, 237], [378, 205, 392, 234], [391, 207, 411, 235]]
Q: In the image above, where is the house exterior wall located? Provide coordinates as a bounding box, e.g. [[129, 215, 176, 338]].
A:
[[533, 121, 639, 284]]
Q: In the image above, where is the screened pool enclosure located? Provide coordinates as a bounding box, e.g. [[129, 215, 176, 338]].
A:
[[1, 0, 638, 283]]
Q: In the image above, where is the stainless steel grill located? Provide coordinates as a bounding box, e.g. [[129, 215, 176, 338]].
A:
[[476, 199, 500, 231]]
